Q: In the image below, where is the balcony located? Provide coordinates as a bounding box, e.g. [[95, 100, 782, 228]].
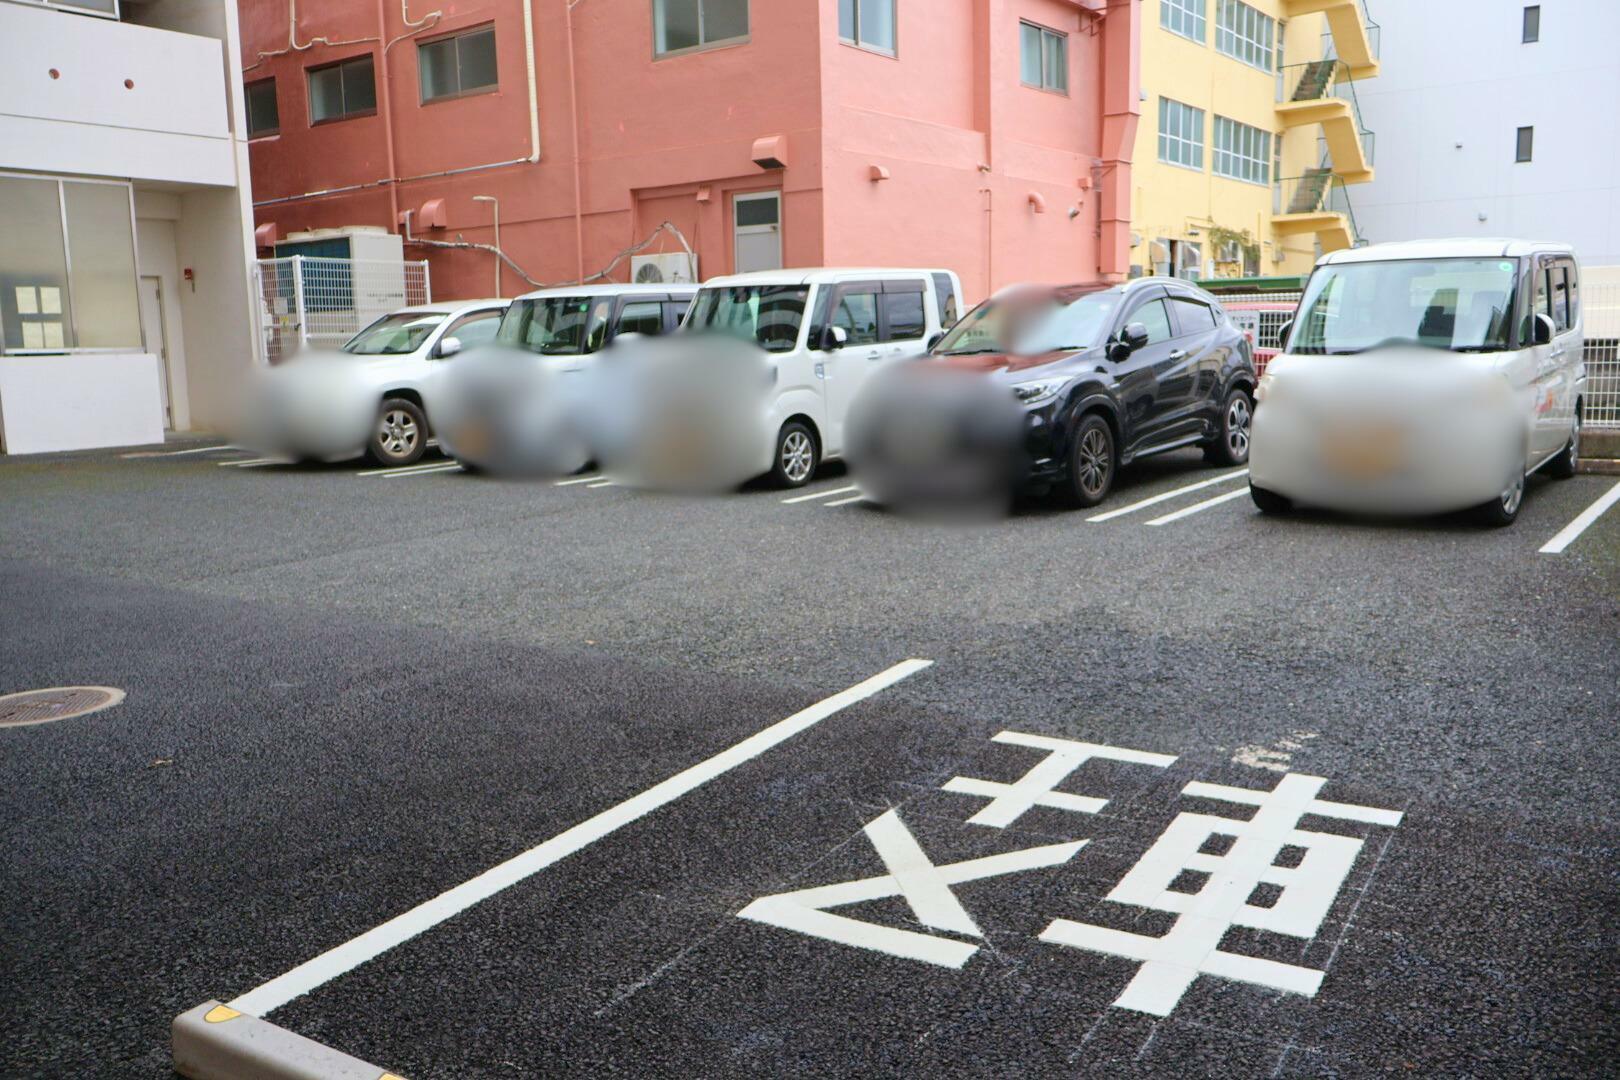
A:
[[0, 1, 236, 186], [1273, 170, 1359, 254], [1281, 0, 1381, 80], [1275, 60, 1375, 185]]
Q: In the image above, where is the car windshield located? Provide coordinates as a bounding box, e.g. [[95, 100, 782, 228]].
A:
[[497, 296, 609, 356], [1291, 257, 1520, 354], [934, 287, 1120, 356], [342, 313, 445, 355], [687, 285, 811, 352]]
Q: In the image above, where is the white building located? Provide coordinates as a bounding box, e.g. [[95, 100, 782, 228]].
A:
[[0, 0, 259, 454], [1342, 0, 1620, 267]]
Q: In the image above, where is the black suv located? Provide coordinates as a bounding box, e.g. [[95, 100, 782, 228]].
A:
[[897, 278, 1257, 507]]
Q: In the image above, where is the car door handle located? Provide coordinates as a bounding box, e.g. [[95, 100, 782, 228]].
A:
[[1168, 350, 1188, 361]]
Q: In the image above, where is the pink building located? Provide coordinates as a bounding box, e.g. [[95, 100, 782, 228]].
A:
[[241, 0, 1139, 304]]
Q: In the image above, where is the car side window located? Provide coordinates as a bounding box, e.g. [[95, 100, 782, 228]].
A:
[[831, 290, 881, 346], [1562, 260, 1580, 327], [930, 272, 959, 327], [584, 298, 613, 352], [1169, 297, 1216, 336], [880, 291, 926, 341], [448, 311, 502, 349], [1549, 266, 1571, 332], [616, 300, 665, 337], [664, 300, 692, 330], [1130, 299, 1173, 345]]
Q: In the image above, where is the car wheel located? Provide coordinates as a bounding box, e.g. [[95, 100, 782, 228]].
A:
[[1473, 461, 1526, 527], [1063, 413, 1116, 508], [1250, 484, 1292, 515], [368, 398, 428, 467], [1204, 387, 1253, 466], [1547, 409, 1580, 480], [772, 421, 819, 488]]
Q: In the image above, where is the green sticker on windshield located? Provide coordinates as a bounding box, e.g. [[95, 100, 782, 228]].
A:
[[1499, 262, 1515, 272]]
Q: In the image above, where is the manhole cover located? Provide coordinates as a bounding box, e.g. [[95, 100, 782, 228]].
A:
[[0, 686, 125, 728]]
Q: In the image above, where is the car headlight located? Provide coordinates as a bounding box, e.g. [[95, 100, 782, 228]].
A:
[[1011, 377, 1068, 407]]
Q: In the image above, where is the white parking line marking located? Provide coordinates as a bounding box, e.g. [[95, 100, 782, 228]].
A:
[[587, 480, 616, 489], [383, 463, 462, 479], [782, 485, 860, 504], [555, 474, 603, 486], [1539, 479, 1620, 554], [825, 495, 867, 508], [225, 658, 933, 1018], [1086, 469, 1249, 523], [355, 461, 455, 477], [1146, 487, 1251, 526], [219, 457, 290, 468], [129, 444, 242, 458]]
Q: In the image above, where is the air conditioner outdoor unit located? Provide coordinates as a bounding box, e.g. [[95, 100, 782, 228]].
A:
[[631, 252, 698, 284]]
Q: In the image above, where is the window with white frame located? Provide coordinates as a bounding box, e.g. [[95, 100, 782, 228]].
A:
[[1213, 116, 1272, 184], [1161, 0, 1206, 43], [1215, 0, 1274, 72], [1158, 98, 1205, 170], [839, 0, 896, 54], [653, 0, 749, 56], [1019, 21, 1069, 93], [0, 174, 141, 353]]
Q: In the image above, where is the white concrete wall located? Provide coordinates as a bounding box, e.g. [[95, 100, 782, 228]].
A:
[[1346, 0, 1620, 266], [0, 1, 236, 186], [0, 353, 165, 454], [135, 195, 192, 431]]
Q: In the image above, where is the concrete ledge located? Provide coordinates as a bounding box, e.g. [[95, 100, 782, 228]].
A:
[[172, 1001, 405, 1080], [1577, 458, 1620, 475], [1584, 429, 1620, 459]]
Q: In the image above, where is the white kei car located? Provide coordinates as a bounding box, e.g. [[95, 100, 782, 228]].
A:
[[1249, 239, 1585, 526]]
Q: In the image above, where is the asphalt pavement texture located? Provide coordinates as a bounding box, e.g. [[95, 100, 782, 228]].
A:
[[2, 438, 1617, 1077]]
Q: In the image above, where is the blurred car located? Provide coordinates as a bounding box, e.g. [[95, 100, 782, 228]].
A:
[[682, 268, 965, 486], [436, 284, 694, 474], [848, 277, 1256, 510], [240, 299, 507, 467], [1249, 239, 1585, 526]]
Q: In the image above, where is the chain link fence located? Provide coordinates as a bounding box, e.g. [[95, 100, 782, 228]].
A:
[[253, 257, 431, 365]]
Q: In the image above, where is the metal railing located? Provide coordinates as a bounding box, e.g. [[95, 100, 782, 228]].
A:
[[1586, 279, 1620, 429], [1274, 172, 1362, 245], [252, 256, 431, 365], [1277, 59, 1376, 168]]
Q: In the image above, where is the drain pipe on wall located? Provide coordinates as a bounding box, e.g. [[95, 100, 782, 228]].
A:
[[250, 1, 541, 210], [566, 0, 588, 281]]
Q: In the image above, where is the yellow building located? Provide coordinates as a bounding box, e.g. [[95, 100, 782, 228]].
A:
[[1130, 0, 1381, 281]]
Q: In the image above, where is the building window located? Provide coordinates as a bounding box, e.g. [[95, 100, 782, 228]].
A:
[[1161, 0, 1206, 43], [0, 175, 140, 353], [1516, 125, 1534, 162], [1522, 5, 1540, 42], [419, 25, 498, 102], [839, 0, 896, 55], [245, 78, 279, 138], [653, 0, 749, 56], [1215, 0, 1274, 72], [1158, 97, 1205, 170], [1213, 116, 1272, 185], [1020, 21, 1068, 94], [307, 55, 377, 124]]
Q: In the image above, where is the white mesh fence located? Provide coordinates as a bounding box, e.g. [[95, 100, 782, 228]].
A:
[[1584, 280, 1620, 430], [253, 257, 431, 365]]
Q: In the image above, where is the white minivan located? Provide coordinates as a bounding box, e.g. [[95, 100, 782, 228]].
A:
[[682, 268, 964, 485], [1249, 239, 1585, 526]]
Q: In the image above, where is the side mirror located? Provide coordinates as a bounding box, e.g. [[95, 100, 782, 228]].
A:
[[1532, 312, 1555, 346], [1109, 322, 1149, 361], [1275, 319, 1293, 351], [819, 325, 848, 351], [437, 335, 463, 358], [926, 332, 945, 351]]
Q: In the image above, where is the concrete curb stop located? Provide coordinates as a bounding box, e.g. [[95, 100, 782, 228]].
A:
[[172, 1001, 406, 1080]]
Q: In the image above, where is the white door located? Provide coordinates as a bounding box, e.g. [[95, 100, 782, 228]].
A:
[[733, 192, 782, 274], [138, 276, 173, 428]]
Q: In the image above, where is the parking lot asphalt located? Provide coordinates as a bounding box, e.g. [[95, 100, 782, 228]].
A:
[[2, 439, 1617, 1077]]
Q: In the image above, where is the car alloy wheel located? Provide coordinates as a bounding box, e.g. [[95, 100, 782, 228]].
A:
[[379, 409, 419, 459], [781, 430, 815, 484], [1076, 426, 1111, 498], [1500, 470, 1525, 516], [1226, 395, 1252, 460]]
